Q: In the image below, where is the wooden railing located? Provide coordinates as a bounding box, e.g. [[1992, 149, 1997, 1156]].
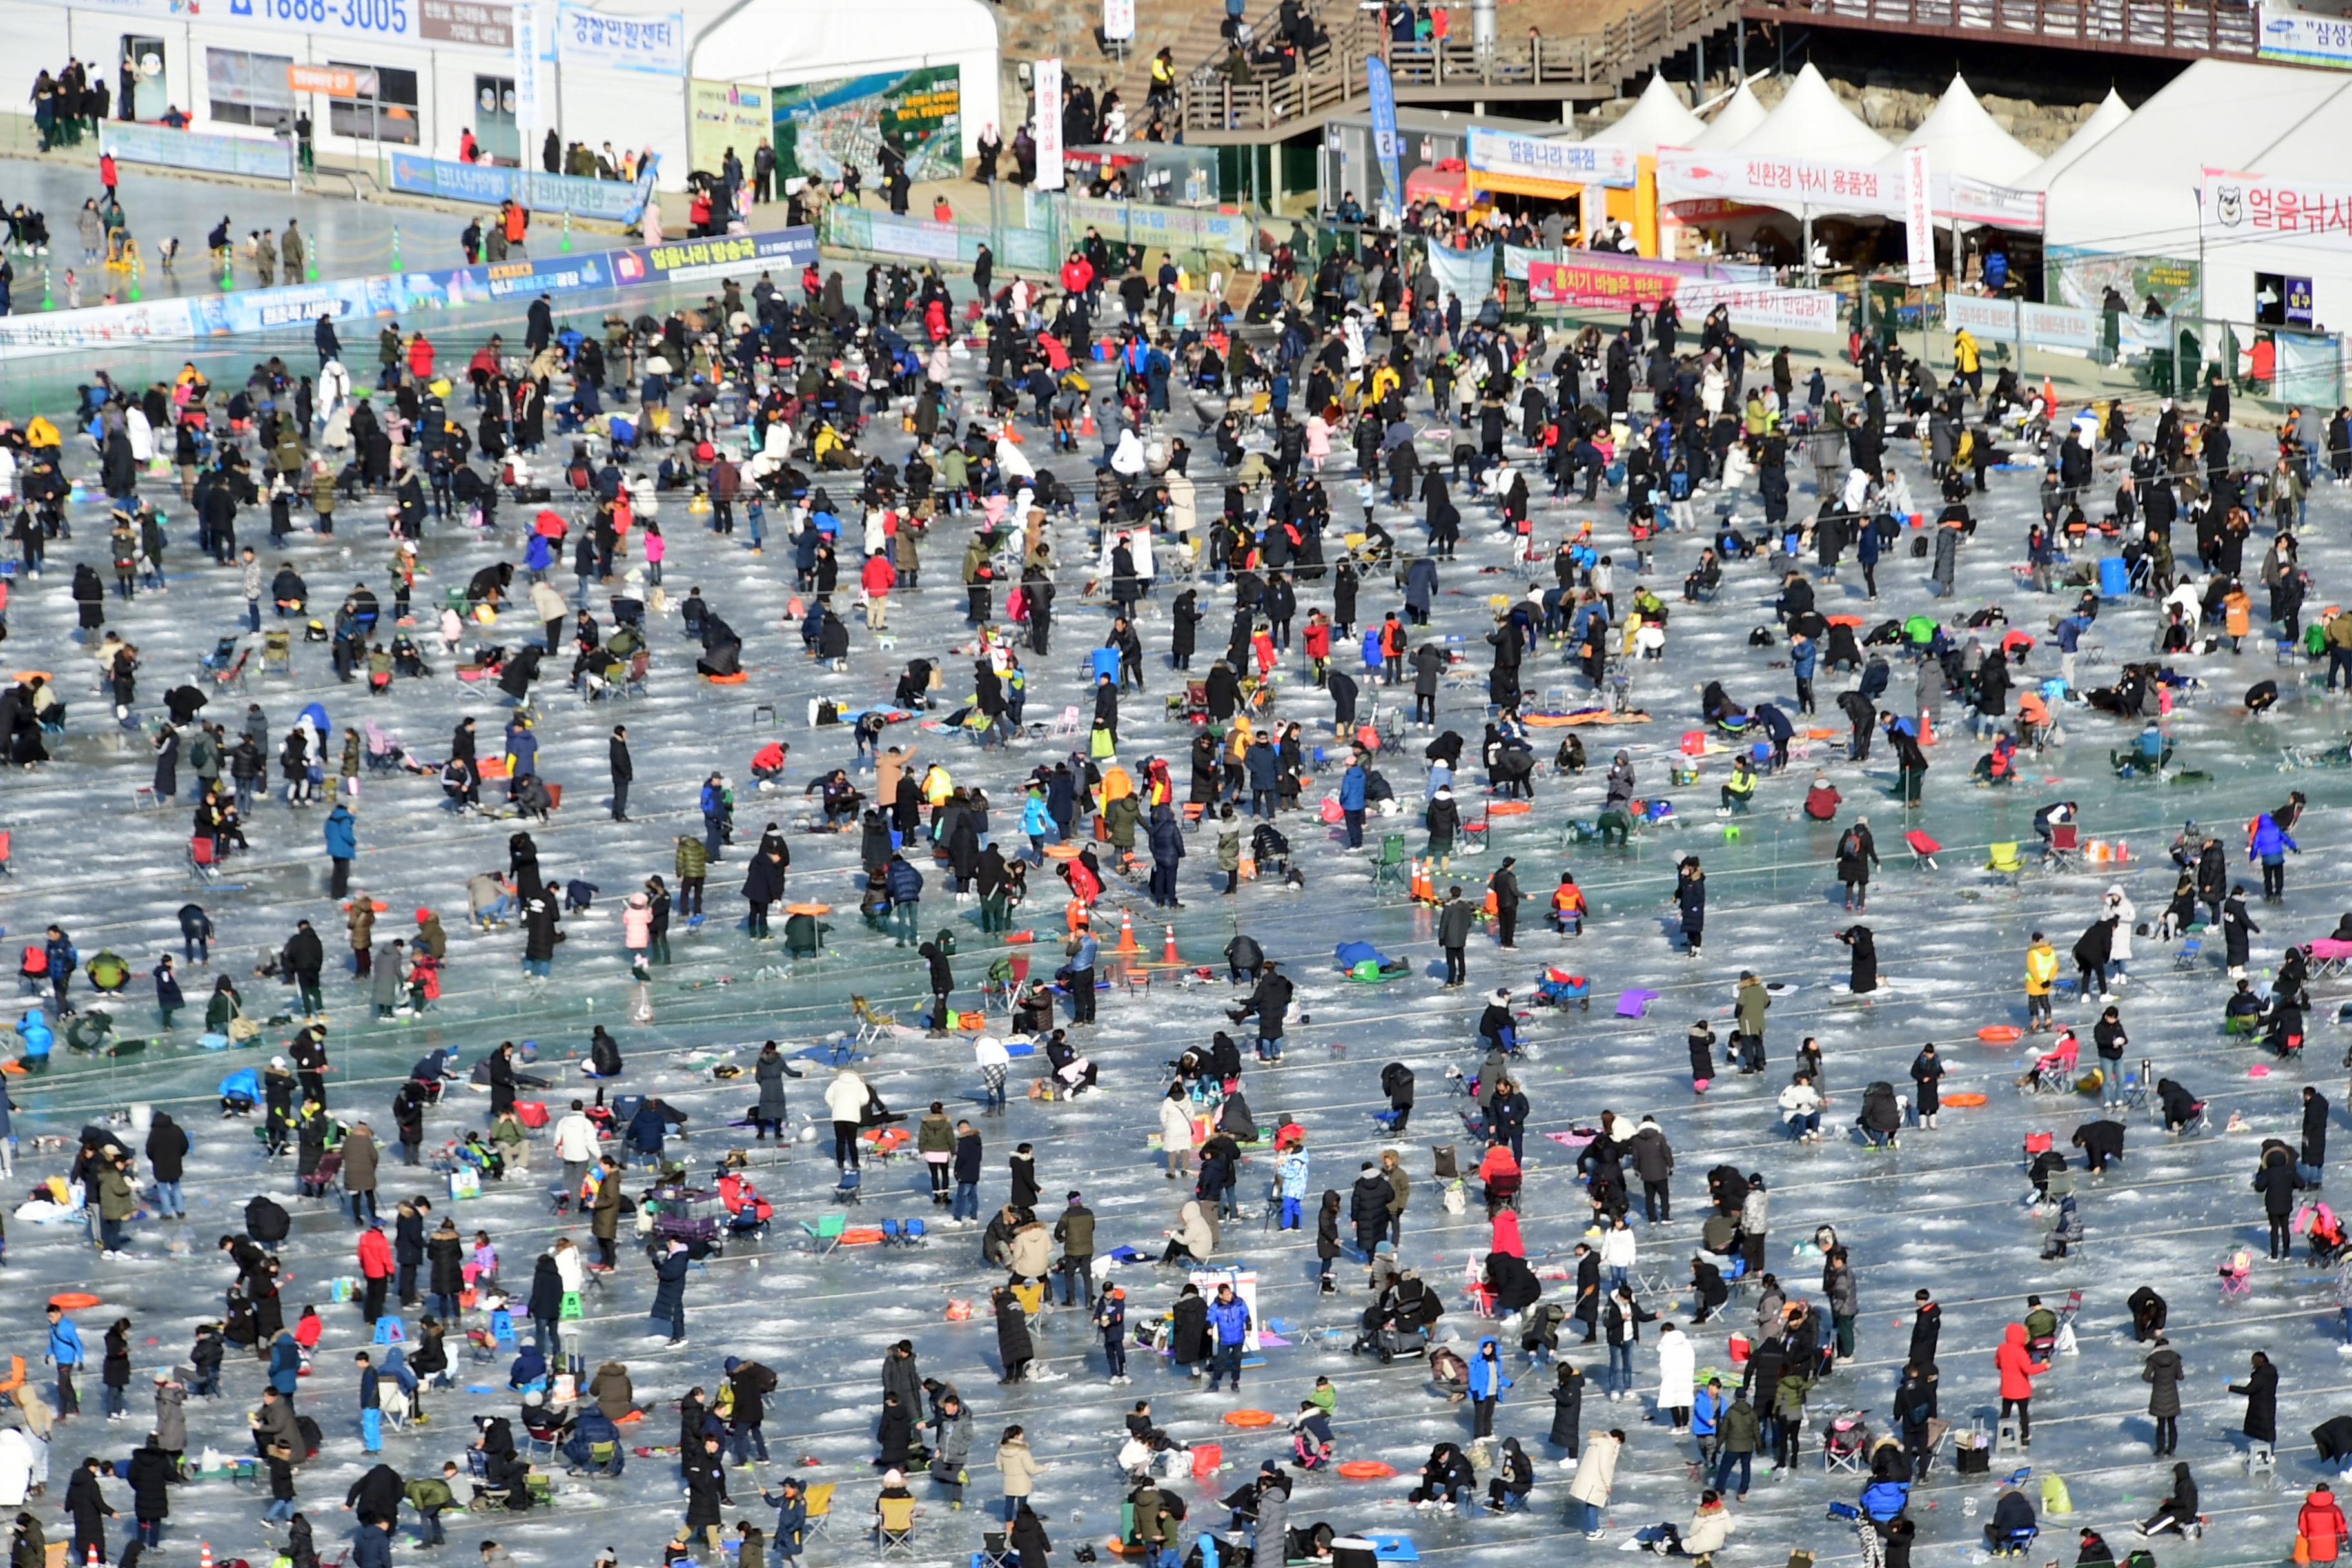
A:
[[1176, 0, 2255, 136], [1738, 0, 2257, 54]]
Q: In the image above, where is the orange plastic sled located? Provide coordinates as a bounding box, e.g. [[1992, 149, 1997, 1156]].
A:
[[1337, 1461, 1396, 1480], [1975, 1025, 2023, 1043], [839, 1227, 887, 1246], [1222, 1409, 1278, 1428], [1487, 801, 1532, 816], [703, 671, 750, 685], [48, 1293, 100, 1311], [1941, 1092, 1990, 1108]]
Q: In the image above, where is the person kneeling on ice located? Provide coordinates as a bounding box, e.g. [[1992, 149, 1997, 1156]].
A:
[[1630, 1489, 1734, 1557]]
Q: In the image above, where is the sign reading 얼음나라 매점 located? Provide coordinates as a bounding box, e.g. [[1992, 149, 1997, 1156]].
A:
[[555, 2, 684, 74], [1465, 128, 1636, 195]]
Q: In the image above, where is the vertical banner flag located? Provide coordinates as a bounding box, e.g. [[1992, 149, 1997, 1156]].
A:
[[1904, 144, 1936, 286], [1366, 55, 1401, 223], [1034, 57, 1064, 192]]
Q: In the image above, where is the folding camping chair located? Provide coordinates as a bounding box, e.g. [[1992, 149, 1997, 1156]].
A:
[[851, 995, 897, 1048], [801, 1213, 848, 1254], [874, 1493, 919, 1558], [1369, 834, 1409, 894], [1430, 1144, 1458, 1196], [2044, 823, 2084, 873], [1985, 841, 2025, 885], [1904, 829, 1941, 870], [2308, 939, 2352, 979], [802, 1484, 838, 1544], [979, 1533, 1015, 1568], [2173, 935, 2203, 971], [188, 836, 220, 885]]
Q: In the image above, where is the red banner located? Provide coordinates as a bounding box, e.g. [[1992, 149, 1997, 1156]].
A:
[[1525, 257, 1686, 308]]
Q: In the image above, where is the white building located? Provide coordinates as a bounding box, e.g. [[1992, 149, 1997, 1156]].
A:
[[13, 0, 999, 191]]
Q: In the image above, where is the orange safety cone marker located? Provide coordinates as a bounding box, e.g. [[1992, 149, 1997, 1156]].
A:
[[1115, 908, 1140, 954], [1162, 925, 1181, 965], [200, 1545, 213, 1568], [1918, 712, 1934, 747], [1079, 407, 1097, 438]]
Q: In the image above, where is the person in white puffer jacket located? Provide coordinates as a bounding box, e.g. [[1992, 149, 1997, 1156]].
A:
[[824, 1067, 872, 1171]]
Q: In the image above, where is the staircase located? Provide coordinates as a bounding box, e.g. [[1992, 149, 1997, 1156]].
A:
[[1175, 0, 1745, 139]]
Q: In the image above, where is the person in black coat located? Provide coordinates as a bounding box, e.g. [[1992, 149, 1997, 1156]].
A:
[[1169, 1284, 1208, 1376], [2229, 1351, 2278, 1453], [609, 724, 632, 822], [344, 1462, 406, 1522], [993, 1286, 1033, 1384], [1315, 1191, 1342, 1293], [1571, 1243, 1602, 1340], [64, 1459, 114, 1565], [1009, 1502, 1051, 1568], [526, 1254, 564, 1354], [1838, 926, 1879, 995], [1546, 1362, 1585, 1454], [1485, 1251, 1540, 1317], [2304, 1086, 2330, 1183], [2127, 1286, 2168, 1342], [126, 1442, 175, 1538], [1349, 1163, 1391, 1257], [2071, 1120, 2126, 1174]]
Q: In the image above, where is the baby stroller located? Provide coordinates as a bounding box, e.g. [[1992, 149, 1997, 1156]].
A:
[[2022, 1034, 2079, 1094], [2298, 1200, 2349, 1264], [1822, 1410, 1873, 1475]]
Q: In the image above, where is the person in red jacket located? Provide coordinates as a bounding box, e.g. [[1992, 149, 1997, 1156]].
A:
[[356, 1220, 395, 1324], [1994, 1322, 2051, 1446], [1302, 610, 1332, 684], [2304, 1484, 2348, 1563], [861, 550, 897, 631]]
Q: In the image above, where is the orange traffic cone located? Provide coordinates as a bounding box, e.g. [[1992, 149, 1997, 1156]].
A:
[[1918, 712, 1934, 747], [1162, 925, 1181, 965], [1079, 407, 1097, 438], [1114, 908, 1140, 954], [200, 1544, 213, 1568], [88, 1547, 100, 1568]]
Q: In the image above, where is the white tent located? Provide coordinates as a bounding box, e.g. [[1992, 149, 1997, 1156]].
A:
[[2017, 88, 2133, 193], [1727, 61, 1891, 164], [2044, 59, 2352, 320], [1586, 72, 1707, 154], [1877, 74, 2038, 186], [1689, 79, 1769, 151]]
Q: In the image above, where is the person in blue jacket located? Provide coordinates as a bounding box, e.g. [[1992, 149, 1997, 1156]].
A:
[[2250, 811, 2299, 901], [1204, 1282, 1251, 1393], [883, 854, 924, 947], [44, 1303, 84, 1416], [1467, 1335, 1512, 1438], [268, 1328, 301, 1396], [324, 802, 357, 897], [1338, 758, 1367, 850], [1147, 805, 1186, 908]]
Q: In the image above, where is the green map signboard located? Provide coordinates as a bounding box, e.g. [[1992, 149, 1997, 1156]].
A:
[[772, 65, 962, 186]]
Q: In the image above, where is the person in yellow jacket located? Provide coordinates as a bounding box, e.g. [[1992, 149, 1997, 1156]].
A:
[[2024, 932, 2059, 1034], [1953, 328, 1981, 397]]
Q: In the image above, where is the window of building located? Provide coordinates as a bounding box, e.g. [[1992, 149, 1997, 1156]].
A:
[[328, 62, 419, 144], [206, 46, 294, 128]]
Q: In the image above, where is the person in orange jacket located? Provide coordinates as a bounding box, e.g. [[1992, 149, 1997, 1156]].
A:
[[1994, 1322, 2050, 1446], [2302, 1484, 2347, 1563], [1549, 872, 1586, 935]]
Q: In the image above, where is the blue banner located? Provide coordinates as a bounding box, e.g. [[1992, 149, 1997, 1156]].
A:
[[386, 152, 659, 222], [1366, 56, 1402, 225], [0, 226, 817, 353], [107, 122, 292, 181]]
